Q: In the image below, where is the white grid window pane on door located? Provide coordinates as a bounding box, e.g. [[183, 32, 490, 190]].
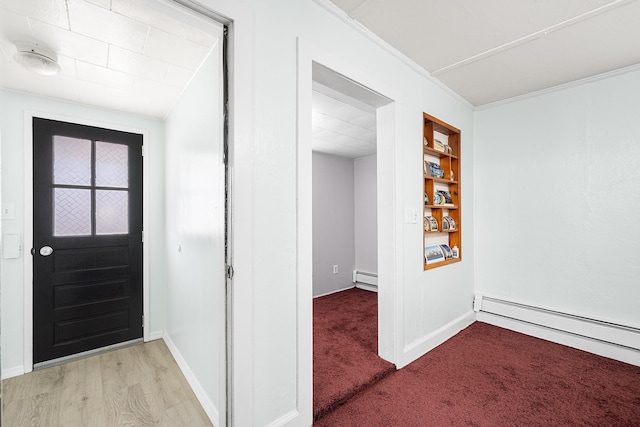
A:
[[96, 141, 128, 188], [96, 190, 128, 235], [54, 188, 92, 236], [53, 136, 92, 186]]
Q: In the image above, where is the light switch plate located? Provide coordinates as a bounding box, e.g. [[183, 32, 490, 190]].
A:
[[3, 234, 20, 259]]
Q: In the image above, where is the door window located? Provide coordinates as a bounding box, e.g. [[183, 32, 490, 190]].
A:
[[52, 136, 129, 237]]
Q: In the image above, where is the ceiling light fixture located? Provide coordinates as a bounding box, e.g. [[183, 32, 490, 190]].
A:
[[14, 43, 61, 76]]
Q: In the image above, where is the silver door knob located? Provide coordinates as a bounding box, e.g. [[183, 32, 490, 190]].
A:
[[39, 246, 54, 256]]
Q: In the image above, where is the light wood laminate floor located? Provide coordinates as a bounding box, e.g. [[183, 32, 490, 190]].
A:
[[2, 340, 213, 427]]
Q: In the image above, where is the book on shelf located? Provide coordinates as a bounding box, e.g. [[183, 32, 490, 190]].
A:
[[433, 139, 445, 152], [440, 244, 453, 260], [436, 190, 453, 204], [425, 245, 444, 264], [424, 215, 438, 231], [443, 215, 456, 230], [424, 161, 444, 179]]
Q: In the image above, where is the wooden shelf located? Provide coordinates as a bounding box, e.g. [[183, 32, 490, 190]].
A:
[[423, 112, 461, 271], [424, 175, 458, 184], [423, 146, 458, 159], [424, 204, 458, 210], [424, 258, 461, 270]]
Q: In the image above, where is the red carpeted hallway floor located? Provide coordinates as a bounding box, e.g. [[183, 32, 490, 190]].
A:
[[313, 287, 396, 421], [316, 319, 640, 426]]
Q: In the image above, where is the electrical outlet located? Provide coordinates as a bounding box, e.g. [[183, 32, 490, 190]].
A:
[[333, 265, 338, 274]]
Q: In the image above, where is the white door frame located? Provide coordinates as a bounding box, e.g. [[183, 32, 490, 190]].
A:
[[297, 37, 405, 424], [181, 1, 255, 425], [23, 111, 151, 373]]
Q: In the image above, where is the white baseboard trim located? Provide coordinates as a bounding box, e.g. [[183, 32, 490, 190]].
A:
[[163, 333, 219, 425], [399, 310, 475, 368], [352, 270, 378, 286], [355, 283, 378, 293], [266, 409, 300, 427], [147, 330, 164, 341], [475, 295, 640, 366], [313, 285, 355, 299], [1, 365, 25, 380]]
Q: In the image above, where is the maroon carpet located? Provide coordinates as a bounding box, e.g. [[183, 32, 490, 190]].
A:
[[314, 288, 396, 421], [317, 322, 640, 426]]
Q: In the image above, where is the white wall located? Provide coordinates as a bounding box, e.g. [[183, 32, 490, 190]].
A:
[[475, 68, 640, 328], [2, 0, 477, 423], [354, 154, 377, 274], [163, 40, 224, 417], [0, 89, 166, 376], [312, 152, 355, 296], [206, 0, 475, 424]]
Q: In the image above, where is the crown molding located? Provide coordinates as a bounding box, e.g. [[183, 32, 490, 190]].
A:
[[312, 0, 475, 111], [476, 62, 640, 111]]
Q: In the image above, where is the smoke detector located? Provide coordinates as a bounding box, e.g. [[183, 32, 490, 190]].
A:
[[14, 42, 61, 76]]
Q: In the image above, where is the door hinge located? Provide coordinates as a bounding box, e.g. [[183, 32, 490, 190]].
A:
[[142, 315, 145, 328], [142, 145, 145, 156], [141, 231, 144, 243], [226, 264, 234, 280]]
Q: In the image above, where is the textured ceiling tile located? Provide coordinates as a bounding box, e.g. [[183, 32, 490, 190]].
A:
[[0, 0, 69, 29], [68, 0, 148, 53], [108, 44, 170, 81], [313, 91, 349, 114], [76, 60, 135, 90], [28, 18, 109, 66], [100, 83, 168, 118], [341, 125, 373, 140], [0, 8, 32, 44], [334, 104, 370, 122], [56, 54, 77, 78], [312, 89, 377, 158], [2, 68, 106, 106], [86, 0, 112, 9], [133, 76, 182, 101], [0, 0, 216, 118], [349, 114, 377, 130], [313, 129, 343, 143], [163, 64, 193, 88], [187, 25, 219, 48], [319, 116, 353, 133], [312, 111, 332, 125], [143, 27, 210, 70], [344, 0, 619, 71], [437, 1, 640, 106], [112, 0, 189, 38]]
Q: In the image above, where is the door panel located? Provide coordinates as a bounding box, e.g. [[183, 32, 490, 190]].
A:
[[33, 118, 143, 364]]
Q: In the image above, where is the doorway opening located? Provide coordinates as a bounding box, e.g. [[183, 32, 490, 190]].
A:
[[10, 1, 239, 425], [310, 62, 396, 420], [32, 118, 144, 367]]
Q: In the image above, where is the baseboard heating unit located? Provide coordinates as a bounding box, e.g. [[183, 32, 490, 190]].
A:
[[474, 294, 640, 366], [353, 270, 377, 292]]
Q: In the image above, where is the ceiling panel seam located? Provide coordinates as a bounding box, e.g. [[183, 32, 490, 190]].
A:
[[311, 0, 475, 110], [431, 0, 638, 77], [64, 0, 72, 30]]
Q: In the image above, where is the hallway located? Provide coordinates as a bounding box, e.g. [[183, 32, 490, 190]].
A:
[[2, 340, 211, 426]]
